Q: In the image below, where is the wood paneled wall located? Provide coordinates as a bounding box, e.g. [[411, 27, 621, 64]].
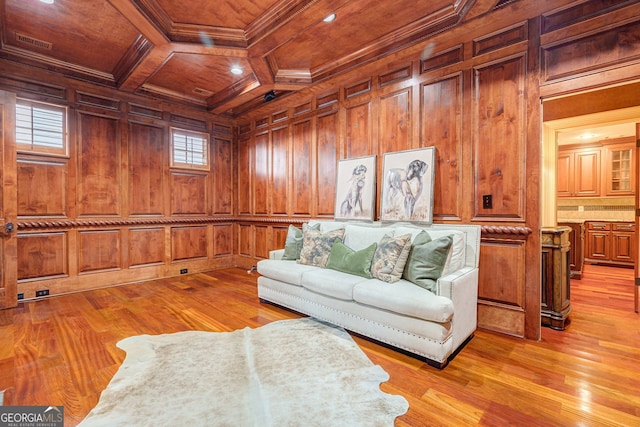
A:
[[0, 66, 235, 300], [1, 0, 639, 340], [232, 1, 640, 339]]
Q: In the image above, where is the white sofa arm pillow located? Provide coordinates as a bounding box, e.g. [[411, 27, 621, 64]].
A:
[[436, 267, 476, 299], [269, 249, 285, 260]]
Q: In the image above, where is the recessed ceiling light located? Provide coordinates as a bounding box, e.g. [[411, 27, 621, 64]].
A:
[[39, 0, 55, 4], [323, 13, 336, 23], [579, 133, 598, 140], [230, 66, 243, 75]]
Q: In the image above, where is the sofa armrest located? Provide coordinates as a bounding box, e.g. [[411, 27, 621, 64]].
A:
[[269, 249, 285, 260], [436, 267, 479, 348], [436, 267, 476, 299]]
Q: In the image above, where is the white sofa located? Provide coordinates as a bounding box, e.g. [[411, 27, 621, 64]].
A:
[[257, 220, 481, 368]]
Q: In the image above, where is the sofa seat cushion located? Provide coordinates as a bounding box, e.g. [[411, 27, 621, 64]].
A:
[[301, 268, 369, 301], [256, 260, 318, 286], [352, 279, 454, 323]]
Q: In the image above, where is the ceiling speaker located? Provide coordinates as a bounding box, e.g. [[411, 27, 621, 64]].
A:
[[264, 90, 276, 102]]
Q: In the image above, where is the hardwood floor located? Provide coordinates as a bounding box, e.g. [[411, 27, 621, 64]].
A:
[[0, 265, 638, 426]]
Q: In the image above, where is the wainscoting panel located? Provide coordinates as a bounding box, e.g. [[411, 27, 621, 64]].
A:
[[171, 226, 207, 261], [17, 232, 68, 281], [78, 229, 121, 273], [212, 224, 233, 257], [128, 227, 164, 267]]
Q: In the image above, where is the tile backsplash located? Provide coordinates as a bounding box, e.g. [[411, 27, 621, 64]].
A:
[[557, 197, 635, 221]]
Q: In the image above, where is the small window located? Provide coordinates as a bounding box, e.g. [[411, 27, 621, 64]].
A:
[[16, 99, 67, 156], [170, 127, 209, 170]]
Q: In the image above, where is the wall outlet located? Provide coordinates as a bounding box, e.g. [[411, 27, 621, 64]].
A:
[[35, 289, 49, 297], [482, 194, 493, 209], [180, 268, 188, 274]]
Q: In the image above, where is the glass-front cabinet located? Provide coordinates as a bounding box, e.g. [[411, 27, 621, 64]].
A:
[[606, 141, 635, 196]]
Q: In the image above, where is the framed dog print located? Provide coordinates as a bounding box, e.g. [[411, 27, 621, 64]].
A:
[[380, 147, 436, 224], [334, 155, 376, 221]]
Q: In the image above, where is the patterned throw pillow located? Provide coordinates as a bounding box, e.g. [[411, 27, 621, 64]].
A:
[[298, 227, 346, 267], [282, 223, 320, 260], [370, 234, 412, 283], [402, 231, 453, 292]]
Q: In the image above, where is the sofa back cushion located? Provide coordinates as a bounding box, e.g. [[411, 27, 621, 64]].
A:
[[343, 224, 395, 251]]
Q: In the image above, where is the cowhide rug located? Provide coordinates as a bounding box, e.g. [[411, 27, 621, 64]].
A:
[[79, 318, 409, 426]]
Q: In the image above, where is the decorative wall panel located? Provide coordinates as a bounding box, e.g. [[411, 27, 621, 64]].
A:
[[170, 172, 206, 215], [128, 227, 164, 267], [271, 126, 288, 215], [237, 137, 251, 215], [254, 225, 269, 259], [379, 89, 411, 155], [346, 102, 372, 158], [421, 74, 463, 220], [213, 224, 233, 257], [473, 55, 526, 220], [212, 137, 233, 215], [254, 132, 269, 215], [292, 119, 312, 216], [77, 113, 121, 216], [316, 112, 338, 217], [171, 226, 207, 261], [129, 122, 164, 216], [79, 229, 121, 273], [17, 158, 67, 217], [543, 20, 640, 83], [17, 232, 67, 280]]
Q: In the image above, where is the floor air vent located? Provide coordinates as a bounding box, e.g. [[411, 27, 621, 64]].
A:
[[15, 32, 52, 50]]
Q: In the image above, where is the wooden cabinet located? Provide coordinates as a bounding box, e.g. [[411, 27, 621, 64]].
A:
[[559, 222, 583, 279], [557, 147, 601, 197], [584, 221, 635, 267], [604, 141, 635, 196], [558, 138, 635, 198]]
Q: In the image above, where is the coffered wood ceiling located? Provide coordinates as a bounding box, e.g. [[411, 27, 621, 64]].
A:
[[1, 0, 486, 116]]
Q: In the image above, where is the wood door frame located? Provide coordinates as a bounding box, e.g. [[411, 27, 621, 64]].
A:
[[542, 105, 640, 314], [635, 122, 640, 313], [0, 90, 17, 310]]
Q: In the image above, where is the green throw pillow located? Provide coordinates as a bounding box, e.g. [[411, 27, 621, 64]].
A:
[[282, 223, 320, 260], [402, 231, 452, 292], [326, 241, 377, 279]]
